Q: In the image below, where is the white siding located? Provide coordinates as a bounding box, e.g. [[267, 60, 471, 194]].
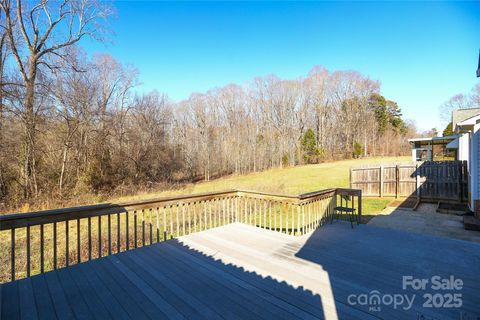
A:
[[469, 124, 480, 208], [458, 133, 470, 161], [477, 130, 480, 200]]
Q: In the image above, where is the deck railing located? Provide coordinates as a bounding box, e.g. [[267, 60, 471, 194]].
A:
[[0, 188, 361, 283]]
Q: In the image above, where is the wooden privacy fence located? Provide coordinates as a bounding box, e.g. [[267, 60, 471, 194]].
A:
[[0, 188, 361, 283], [350, 161, 468, 202]]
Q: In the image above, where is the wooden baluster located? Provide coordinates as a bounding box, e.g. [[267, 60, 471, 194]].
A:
[[26, 226, 30, 277], [308, 202, 312, 232], [212, 200, 215, 228], [248, 198, 252, 226], [88, 216, 92, 260], [253, 198, 256, 226], [163, 207, 167, 241], [318, 199, 321, 226], [227, 198, 230, 223], [11, 228, 15, 281], [156, 208, 160, 243], [261, 201, 265, 228], [291, 203, 295, 235], [117, 213, 121, 253], [134, 210, 138, 248], [269, 201, 272, 230], [54, 222, 58, 269], [142, 209, 145, 247], [98, 216, 102, 258], [170, 206, 174, 239], [274, 202, 278, 231], [222, 198, 226, 226], [319, 199, 322, 225], [209, 200, 212, 229], [244, 198, 247, 224], [237, 197, 241, 223], [193, 203, 197, 233], [108, 214, 112, 256], [126, 211, 129, 251], [188, 203, 192, 235], [312, 201, 315, 228], [40, 224, 44, 272], [204, 201, 207, 231], [149, 209, 153, 245], [279, 203, 283, 233], [65, 221, 69, 267], [235, 197, 239, 222], [308, 203, 311, 233], [208, 201, 212, 229], [300, 205, 304, 235], [182, 204, 186, 236], [76, 219, 80, 263], [304, 203, 307, 233], [176, 205, 180, 237]]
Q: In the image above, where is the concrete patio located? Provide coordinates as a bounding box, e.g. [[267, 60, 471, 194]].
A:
[[368, 203, 480, 243]]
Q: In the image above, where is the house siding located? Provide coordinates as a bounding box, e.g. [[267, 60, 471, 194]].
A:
[[477, 130, 480, 200], [470, 124, 480, 213]]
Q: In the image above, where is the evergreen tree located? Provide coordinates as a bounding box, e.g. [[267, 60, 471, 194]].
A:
[[368, 93, 388, 134], [442, 122, 453, 136], [386, 100, 407, 134], [301, 129, 324, 163]]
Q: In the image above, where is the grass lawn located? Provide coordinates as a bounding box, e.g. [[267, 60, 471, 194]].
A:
[[360, 197, 396, 222], [112, 156, 406, 216]]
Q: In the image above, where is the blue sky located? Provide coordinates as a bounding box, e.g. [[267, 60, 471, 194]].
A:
[[84, 1, 480, 131]]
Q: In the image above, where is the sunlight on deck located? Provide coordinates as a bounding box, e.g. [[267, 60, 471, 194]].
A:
[[179, 223, 339, 319]]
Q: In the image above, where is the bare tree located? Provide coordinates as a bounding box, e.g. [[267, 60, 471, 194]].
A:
[[439, 94, 472, 125], [0, 0, 112, 198]]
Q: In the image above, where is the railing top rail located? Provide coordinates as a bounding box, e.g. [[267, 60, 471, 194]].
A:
[[335, 188, 362, 196], [236, 189, 299, 201], [0, 189, 238, 229], [0, 187, 358, 230], [298, 188, 336, 200]]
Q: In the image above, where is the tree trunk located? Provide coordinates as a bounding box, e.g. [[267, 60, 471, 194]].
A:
[[23, 61, 38, 198], [59, 143, 69, 195]]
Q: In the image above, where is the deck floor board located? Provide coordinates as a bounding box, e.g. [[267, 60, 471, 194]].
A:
[[149, 241, 298, 320], [2, 222, 480, 319]]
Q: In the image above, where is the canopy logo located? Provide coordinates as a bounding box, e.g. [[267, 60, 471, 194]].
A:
[[347, 276, 463, 312], [347, 290, 415, 312]]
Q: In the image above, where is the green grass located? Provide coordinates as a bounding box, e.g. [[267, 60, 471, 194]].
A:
[[112, 156, 409, 207], [361, 197, 395, 222]]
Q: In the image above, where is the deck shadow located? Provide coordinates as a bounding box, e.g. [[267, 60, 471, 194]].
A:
[[1, 232, 329, 320], [294, 222, 480, 320]]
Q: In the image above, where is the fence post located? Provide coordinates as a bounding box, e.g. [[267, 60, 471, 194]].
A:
[[349, 168, 352, 189], [395, 164, 400, 199], [379, 165, 383, 197]]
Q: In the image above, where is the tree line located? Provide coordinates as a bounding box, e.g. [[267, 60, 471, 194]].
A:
[[0, 0, 415, 212]]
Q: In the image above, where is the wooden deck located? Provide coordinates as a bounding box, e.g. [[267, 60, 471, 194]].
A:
[[1, 222, 479, 319]]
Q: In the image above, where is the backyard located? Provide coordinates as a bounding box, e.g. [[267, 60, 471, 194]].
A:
[[0, 156, 406, 281], [110, 156, 409, 217]]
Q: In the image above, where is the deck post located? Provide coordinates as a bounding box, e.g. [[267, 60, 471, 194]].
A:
[[358, 190, 362, 223]]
